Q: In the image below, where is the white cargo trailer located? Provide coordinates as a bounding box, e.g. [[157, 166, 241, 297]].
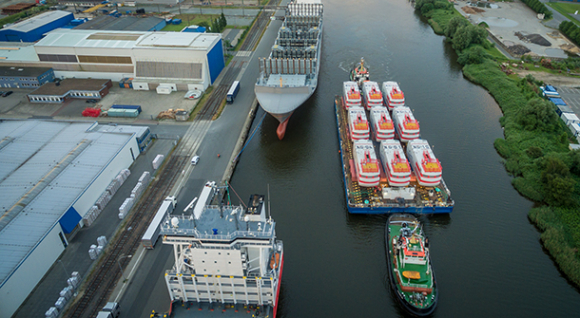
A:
[[141, 196, 177, 249]]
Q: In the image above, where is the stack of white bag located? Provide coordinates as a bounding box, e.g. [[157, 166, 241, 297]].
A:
[[88, 243, 103, 260], [118, 197, 134, 219], [45, 307, 59, 318], [54, 296, 66, 311], [82, 205, 100, 227], [138, 171, 151, 185], [152, 154, 165, 170], [59, 285, 73, 301]]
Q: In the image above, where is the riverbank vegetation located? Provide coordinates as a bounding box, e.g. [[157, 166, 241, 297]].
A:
[[415, 0, 580, 287]]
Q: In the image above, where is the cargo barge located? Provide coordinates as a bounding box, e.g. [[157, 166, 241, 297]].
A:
[[335, 96, 454, 214]]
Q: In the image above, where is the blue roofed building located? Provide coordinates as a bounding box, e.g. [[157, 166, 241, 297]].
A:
[[0, 11, 74, 42]]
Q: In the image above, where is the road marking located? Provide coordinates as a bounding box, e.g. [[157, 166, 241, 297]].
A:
[[114, 247, 146, 303]]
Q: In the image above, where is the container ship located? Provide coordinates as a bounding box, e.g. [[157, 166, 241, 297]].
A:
[[335, 93, 454, 214], [255, 0, 323, 140], [161, 182, 284, 317]]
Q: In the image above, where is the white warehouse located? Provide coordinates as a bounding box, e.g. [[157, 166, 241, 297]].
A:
[[33, 29, 225, 91], [0, 120, 148, 318]]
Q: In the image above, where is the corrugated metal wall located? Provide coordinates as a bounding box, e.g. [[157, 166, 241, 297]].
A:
[[135, 61, 202, 79], [206, 39, 225, 84]]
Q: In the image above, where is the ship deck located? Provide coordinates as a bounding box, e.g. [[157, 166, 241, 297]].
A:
[[169, 301, 273, 318], [335, 96, 454, 214]]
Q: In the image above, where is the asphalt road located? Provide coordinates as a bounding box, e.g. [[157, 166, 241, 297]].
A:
[[114, 9, 286, 318]]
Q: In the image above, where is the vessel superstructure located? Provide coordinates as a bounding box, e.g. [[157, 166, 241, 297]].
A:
[[406, 139, 442, 187], [350, 57, 370, 87], [369, 106, 394, 141], [392, 106, 420, 142], [379, 140, 411, 187], [335, 96, 454, 214], [348, 106, 370, 141], [382, 81, 405, 110], [162, 182, 284, 317], [352, 140, 380, 187], [255, 0, 323, 140], [386, 214, 438, 316], [362, 81, 384, 110], [343, 81, 362, 108]]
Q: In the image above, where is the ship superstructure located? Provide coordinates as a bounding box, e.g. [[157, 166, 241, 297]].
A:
[[382, 81, 405, 110], [352, 140, 380, 187], [343, 81, 362, 108], [348, 106, 370, 140], [255, 0, 323, 140], [162, 182, 284, 317], [380, 140, 411, 187], [369, 106, 394, 141], [362, 81, 384, 110], [392, 106, 420, 142], [406, 139, 442, 187]]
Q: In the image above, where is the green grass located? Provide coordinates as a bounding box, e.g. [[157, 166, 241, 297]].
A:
[[161, 14, 219, 31], [547, 2, 580, 27]]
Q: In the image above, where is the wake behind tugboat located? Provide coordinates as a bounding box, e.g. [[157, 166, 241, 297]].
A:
[[385, 214, 438, 316]]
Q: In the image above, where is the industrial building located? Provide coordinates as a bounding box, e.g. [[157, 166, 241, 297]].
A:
[[0, 10, 74, 42], [74, 15, 166, 31], [33, 29, 225, 91], [0, 66, 55, 88], [27, 78, 112, 103], [0, 120, 150, 318]]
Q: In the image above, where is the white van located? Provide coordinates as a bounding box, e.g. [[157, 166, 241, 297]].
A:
[[191, 155, 200, 165]]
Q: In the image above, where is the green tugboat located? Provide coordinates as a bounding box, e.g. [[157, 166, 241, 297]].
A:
[[385, 214, 438, 316]]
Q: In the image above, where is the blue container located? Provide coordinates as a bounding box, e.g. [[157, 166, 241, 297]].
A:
[[172, 19, 182, 25], [549, 97, 567, 106], [111, 104, 142, 113]]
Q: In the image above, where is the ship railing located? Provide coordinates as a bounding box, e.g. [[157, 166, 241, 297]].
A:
[[163, 227, 274, 240]]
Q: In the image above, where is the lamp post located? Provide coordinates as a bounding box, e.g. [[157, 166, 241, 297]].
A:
[[117, 254, 133, 280]]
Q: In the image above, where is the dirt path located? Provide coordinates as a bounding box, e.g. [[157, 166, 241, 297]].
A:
[[514, 70, 580, 87]]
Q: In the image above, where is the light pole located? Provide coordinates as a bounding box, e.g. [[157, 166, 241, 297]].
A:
[[57, 259, 68, 277], [117, 254, 133, 280]]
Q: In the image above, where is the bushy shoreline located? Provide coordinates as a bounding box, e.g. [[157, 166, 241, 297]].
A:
[[415, 0, 580, 287]]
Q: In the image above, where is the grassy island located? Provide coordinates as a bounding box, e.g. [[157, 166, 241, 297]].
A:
[[414, 0, 580, 287]]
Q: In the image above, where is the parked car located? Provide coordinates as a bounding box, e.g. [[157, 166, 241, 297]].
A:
[[86, 99, 98, 103], [1, 91, 13, 97]]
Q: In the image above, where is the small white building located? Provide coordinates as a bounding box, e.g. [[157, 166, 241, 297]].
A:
[[33, 29, 225, 91], [0, 120, 148, 318]]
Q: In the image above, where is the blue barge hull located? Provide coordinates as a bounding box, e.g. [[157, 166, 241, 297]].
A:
[[335, 96, 454, 214]]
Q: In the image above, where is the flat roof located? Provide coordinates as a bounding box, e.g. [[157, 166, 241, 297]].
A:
[[35, 29, 220, 50], [0, 44, 40, 62], [0, 120, 138, 286], [0, 66, 51, 77], [29, 79, 109, 96], [74, 16, 164, 31], [2, 11, 72, 33]]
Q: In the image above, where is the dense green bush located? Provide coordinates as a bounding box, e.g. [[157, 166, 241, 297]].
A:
[[457, 46, 488, 65], [515, 99, 559, 132], [559, 21, 580, 48]]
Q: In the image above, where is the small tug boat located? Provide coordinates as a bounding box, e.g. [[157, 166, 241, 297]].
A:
[[369, 106, 395, 141], [406, 139, 442, 187], [379, 140, 411, 187], [352, 139, 380, 187], [348, 106, 370, 141], [362, 81, 384, 110], [382, 81, 405, 110], [350, 57, 370, 88], [343, 81, 362, 108], [392, 106, 420, 142], [385, 213, 438, 316]]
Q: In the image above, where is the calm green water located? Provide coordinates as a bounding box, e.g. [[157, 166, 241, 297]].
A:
[[231, 0, 580, 316]]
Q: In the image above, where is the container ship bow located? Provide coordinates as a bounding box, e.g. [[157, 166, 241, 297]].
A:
[[255, 0, 323, 139]]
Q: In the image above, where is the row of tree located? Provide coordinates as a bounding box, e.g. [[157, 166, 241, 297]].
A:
[[521, 0, 553, 19], [211, 13, 228, 33], [559, 20, 580, 47]]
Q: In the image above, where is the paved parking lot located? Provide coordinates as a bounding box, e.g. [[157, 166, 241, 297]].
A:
[[556, 86, 580, 114], [0, 84, 202, 123]]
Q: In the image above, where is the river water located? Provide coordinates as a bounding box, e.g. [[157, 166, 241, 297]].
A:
[[230, 0, 580, 316]]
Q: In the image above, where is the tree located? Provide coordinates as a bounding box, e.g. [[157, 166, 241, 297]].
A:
[[220, 12, 227, 29], [445, 16, 468, 39], [421, 3, 434, 15], [452, 24, 487, 51], [515, 98, 559, 132], [541, 156, 575, 206], [457, 46, 488, 65]]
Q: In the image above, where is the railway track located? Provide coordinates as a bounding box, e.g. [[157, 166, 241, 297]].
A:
[[64, 3, 278, 316]]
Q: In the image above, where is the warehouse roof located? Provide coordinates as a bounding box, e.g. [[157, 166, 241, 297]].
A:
[[28, 79, 110, 96], [74, 16, 164, 31], [0, 44, 40, 61], [2, 11, 72, 33], [0, 66, 51, 77], [35, 29, 221, 50], [0, 120, 137, 287]]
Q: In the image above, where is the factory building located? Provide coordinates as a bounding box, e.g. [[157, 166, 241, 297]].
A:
[[74, 15, 167, 31], [0, 120, 149, 318], [32, 29, 224, 91], [0, 66, 55, 88], [0, 11, 74, 42], [27, 78, 112, 103]]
